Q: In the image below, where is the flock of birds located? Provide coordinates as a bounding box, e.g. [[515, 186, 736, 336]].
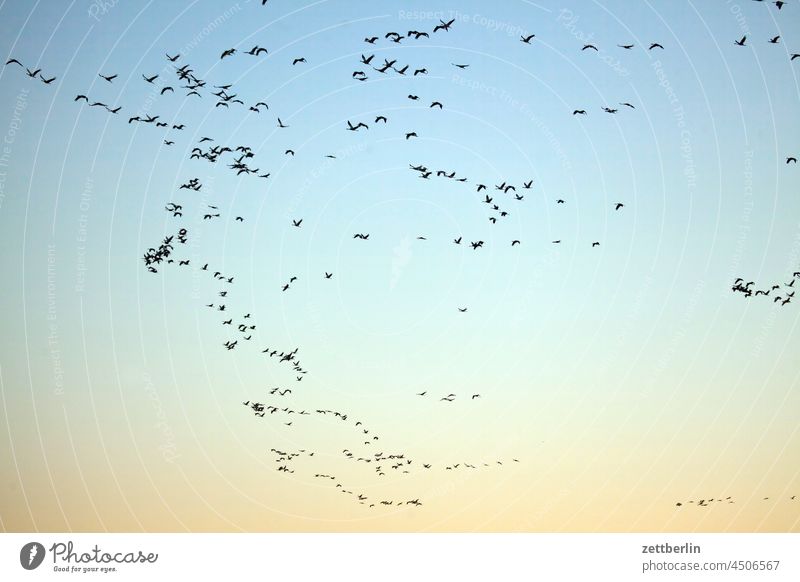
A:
[[5, 1, 798, 515], [132, 15, 536, 510]]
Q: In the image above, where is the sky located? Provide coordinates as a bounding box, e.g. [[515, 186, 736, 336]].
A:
[[0, 0, 799, 532]]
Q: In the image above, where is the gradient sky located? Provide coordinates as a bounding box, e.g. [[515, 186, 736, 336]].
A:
[[1, 0, 799, 532]]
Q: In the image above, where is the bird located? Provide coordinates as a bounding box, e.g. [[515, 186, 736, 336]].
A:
[[582, 44, 598, 51], [618, 44, 634, 49], [769, 36, 780, 44], [220, 48, 236, 59], [615, 203, 624, 211], [142, 74, 158, 83], [40, 75, 56, 84], [648, 43, 664, 50], [430, 101, 443, 109], [511, 240, 521, 246], [735, 36, 747, 46], [573, 109, 587, 115], [787, 157, 797, 164], [5, 58, 23, 67], [292, 57, 307, 65], [521, 34, 535, 44], [99, 73, 117, 82], [292, 219, 303, 227], [405, 132, 418, 140], [324, 272, 333, 279], [277, 118, 289, 128], [458, 307, 467, 312]]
